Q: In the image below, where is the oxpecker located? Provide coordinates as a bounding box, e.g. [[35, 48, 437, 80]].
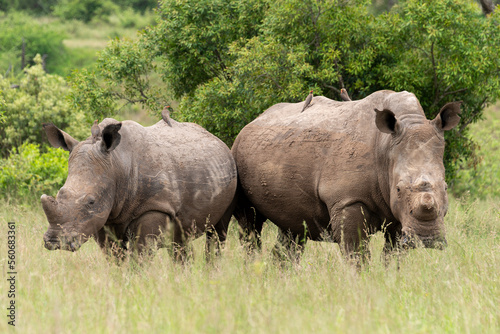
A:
[[301, 90, 313, 112], [162, 106, 173, 127], [340, 88, 352, 101]]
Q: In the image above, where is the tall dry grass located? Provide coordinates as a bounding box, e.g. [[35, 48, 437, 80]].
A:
[[0, 196, 498, 333]]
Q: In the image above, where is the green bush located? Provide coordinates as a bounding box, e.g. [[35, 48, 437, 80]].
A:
[[112, 0, 158, 13], [53, 0, 118, 23], [106, 7, 156, 29], [0, 55, 87, 157], [0, 142, 68, 199], [0, 90, 5, 122]]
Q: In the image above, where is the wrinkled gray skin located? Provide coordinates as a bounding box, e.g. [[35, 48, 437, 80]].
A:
[[41, 117, 237, 260], [232, 90, 461, 261]]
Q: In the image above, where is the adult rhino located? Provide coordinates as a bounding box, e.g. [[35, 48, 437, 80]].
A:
[[41, 116, 237, 260], [232, 90, 460, 261]]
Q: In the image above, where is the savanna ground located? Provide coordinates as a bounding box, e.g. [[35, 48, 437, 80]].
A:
[[0, 108, 499, 333]]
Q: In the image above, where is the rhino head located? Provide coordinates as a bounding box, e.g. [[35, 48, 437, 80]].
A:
[[375, 100, 461, 249], [41, 121, 122, 251]]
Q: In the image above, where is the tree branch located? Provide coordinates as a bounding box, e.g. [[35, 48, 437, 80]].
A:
[[431, 88, 468, 109], [430, 41, 439, 105], [458, 96, 488, 134], [323, 84, 341, 94], [214, 48, 232, 82], [333, 58, 345, 89], [256, 73, 283, 90]]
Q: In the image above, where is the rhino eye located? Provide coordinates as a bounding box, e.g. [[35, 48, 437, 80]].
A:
[[444, 183, 448, 191], [87, 195, 96, 206], [397, 187, 401, 193]]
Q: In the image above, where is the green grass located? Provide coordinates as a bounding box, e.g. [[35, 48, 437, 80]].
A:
[[0, 197, 498, 333]]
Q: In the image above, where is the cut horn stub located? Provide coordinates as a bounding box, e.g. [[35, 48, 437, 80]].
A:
[[41, 194, 61, 221]]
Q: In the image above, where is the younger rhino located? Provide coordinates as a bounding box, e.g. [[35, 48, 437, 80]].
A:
[[232, 90, 460, 261], [41, 117, 237, 259]]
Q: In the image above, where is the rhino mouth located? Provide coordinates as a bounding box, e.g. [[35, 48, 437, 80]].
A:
[[44, 235, 82, 252], [400, 232, 447, 250]]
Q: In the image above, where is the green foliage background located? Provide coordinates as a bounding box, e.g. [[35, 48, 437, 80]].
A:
[[70, 0, 500, 181]]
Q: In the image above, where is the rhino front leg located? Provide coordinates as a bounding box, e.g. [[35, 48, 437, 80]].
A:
[[94, 227, 128, 260], [93, 211, 168, 261], [127, 211, 170, 256], [381, 222, 404, 267], [330, 202, 373, 265]]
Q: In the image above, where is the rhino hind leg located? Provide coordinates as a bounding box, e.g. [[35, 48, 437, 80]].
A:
[[271, 228, 307, 263], [205, 202, 235, 261], [233, 189, 266, 254]]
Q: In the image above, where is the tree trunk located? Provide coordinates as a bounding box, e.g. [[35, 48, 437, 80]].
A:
[[478, 0, 495, 15]]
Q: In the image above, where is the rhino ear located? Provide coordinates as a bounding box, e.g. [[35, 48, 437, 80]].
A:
[[433, 101, 461, 131], [374, 108, 398, 134], [42, 123, 79, 152], [100, 122, 122, 152]]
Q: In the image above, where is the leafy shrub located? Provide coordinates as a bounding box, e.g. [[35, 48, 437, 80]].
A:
[[53, 0, 118, 23], [0, 142, 68, 199], [0, 91, 4, 122], [0, 55, 87, 157], [106, 7, 156, 29], [112, 0, 158, 13]]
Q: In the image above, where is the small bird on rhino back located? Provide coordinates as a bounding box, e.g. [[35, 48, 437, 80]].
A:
[[340, 88, 352, 101], [301, 90, 314, 112], [91, 120, 100, 144], [161, 106, 173, 127]]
